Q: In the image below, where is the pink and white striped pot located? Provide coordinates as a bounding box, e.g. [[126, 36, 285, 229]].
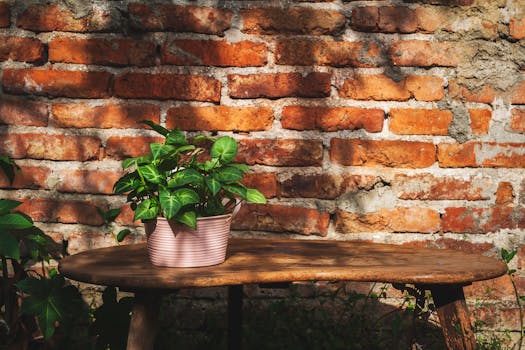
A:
[[144, 207, 239, 268]]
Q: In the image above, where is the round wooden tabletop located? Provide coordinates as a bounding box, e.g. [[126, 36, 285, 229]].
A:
[[59, 238, 508, 291]]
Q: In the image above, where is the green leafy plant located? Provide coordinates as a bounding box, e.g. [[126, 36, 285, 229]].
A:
[[113, 121, 266, 229]]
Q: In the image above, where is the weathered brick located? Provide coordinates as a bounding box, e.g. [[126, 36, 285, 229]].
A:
[[51, 103, 159, 129], [56, 169, 124, 195], [282, 106, 384, 132], [0, 165, 50, 189], [464, 275, 514, 301], [351, 6, 446, 33], [17, 198, 104, 226], [67, 232, 143, 255], [335, 207, 440, 233], [393, 174, 490, 200], [510, 16, 525, 40], [438, 142, 525, 168], [495, 182, 514, 206], [389, 40, 461, 67], [114, 73, 220, 102], [232, 203, 330, 236], [0, 134, 101, 161], [236, 139, 323, 166], [402, 0, 474, 5], [166, 106, 273, 131], [402, 239, 494, 255], [275, 40, 381, 67], [241, 173, 277, 199], [128, 4, 233, 35], [510, 108, 525, 133], [330, 139, 436, 168], [339, 74, 444, 101], [0, 2, 10, 27], [0, 99, 48, 126], [469, 109, 492, 135], [105, 136, 163, 160], [17, 4, 115, 32], [162, 40, 267, 67], [3, 69, 112, 99], [279, 174, 381, 199], [442, 207, 525, 233], [229, 73, 330, 99], [512, 81, 525, 104], [471, 304, 521, 330], [115, 205, 141, 227], [449, 80, 495, 104], [389, 108, 452, 135], [241, 8, 345, 35], [49, 37, 156, 67], [0, 37, 43, 62]]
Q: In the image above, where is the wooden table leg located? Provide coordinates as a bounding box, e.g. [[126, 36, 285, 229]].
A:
[[127, 291, 162, 350], [228, 285, 243, 350], [430, 284, 477, 350]]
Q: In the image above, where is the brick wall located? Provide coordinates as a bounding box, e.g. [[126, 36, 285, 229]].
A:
[[0, 0, 524, 340]]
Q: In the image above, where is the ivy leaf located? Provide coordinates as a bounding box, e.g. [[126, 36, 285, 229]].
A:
[[501, 248, 517, 264], [139, 120, 169, 136], [134, 199, 158, 221], [205, 177, 221, 196], [138, 164, 163, 184], [211, 136, 238, 163], [166, 129, 188, 146], [113, 172, 140, 194], [0, 199, 22, 216], [0, 213, 34, 230], [174, 188, 200, 206], [0, 230, 20, 259], [116, 229, 131, 242], [168, 169, 203, 188], [246, 188, 267, 204], [150, 142, 164, 161], [176, 211, 197, 229], [223, 183, 247, 199], [159, 190, 182, 219], [0, 154, 19, 185], [213, 166, 244, 183]]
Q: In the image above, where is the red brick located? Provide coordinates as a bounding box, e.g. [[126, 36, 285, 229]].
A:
[[241, 8, 345, 35], [442, 207, 525, 233], [0, 133, 101, 161], [229, 73, 330, 99], [0, 165, 50, 189], [469, 109, 492, 135], [115, 204, 141, 227], [389, 40, 461, 67], [236, 139, 323, 166], [166, 106, 273, 131], [51, 103, 159, 129], [56, 169, 125, 195], [128, 4, 233, 35], [339, 74, 444, 101], [0, 99, 48, 126], [512, 81, 525, 104], [241, 173, 277, 199], [3, 69, 112, 99], [17, 198, 104, 226], [105, 136, 163, 160], [389, 108, 452, 135], [438, 142, 525, 168], [16, 4, 115, 32], [393, 174, 490, 200], [510, 16, 525, 40], [114, 73, 220, 102], [470, 304, 520, 330], [232, 203, 330, 236], [402, 0, 474, 5], [49, 37, 156, 67], [282, 106, 384, 132], [330, 139, 436, 168], [464, 275, 514, 301], [449, 80, 495, 104], [510, 108, 525, 133], [162, 40, 267, 67], [351, 6, 446, 33], [275, 40, 381, 67], [67, 232, 144, 255], [279, 174, 381, 199], [402, 239, 494, 255], [495, 182, 514, 206], [0, 2, 10, 27], [335, 207, 440, 233], [0, 37, 43, 62]]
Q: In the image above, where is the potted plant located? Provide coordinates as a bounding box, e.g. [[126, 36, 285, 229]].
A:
[[113, 121, 266, 267]]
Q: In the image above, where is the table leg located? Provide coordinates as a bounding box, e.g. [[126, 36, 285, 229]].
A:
[[127, 291, 162, 350], [430, 284, 476, 350], [228, 285, 243, 350]]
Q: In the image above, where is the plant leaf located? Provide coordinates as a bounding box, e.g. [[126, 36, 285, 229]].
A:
[[223, 183, 247, 199], [211, 136, 238, 163], [0, 199, 22, 216], [214, 166, 244, 183], [246, 188, 267, 204], [166, 129, 188, 146], [176, 211, 197, 229], [159, 190, 182, 219], [113, 172, 140, 194], [0, 155, 19, 185], [228, 163, 250, 173], [168, 169, 203, 188], [0, 213, 34, 229], [0, 230, 20, 259], [133, 199, 158, 221], [139, 120, 169, 136], [116, 229, 131, 242], [150, 142, 164, 160], [174, 188, 200, 206], [205, 177, 221, 196], [138, 164, 163, 184]]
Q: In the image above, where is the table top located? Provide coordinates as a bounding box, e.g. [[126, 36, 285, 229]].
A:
[[59, 238, 507, 291]]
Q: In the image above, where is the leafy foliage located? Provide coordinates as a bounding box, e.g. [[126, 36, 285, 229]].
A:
[[113, 121, 266, 229]]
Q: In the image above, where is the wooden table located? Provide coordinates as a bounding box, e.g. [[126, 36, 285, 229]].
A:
[[59, 238, 507, 350]]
